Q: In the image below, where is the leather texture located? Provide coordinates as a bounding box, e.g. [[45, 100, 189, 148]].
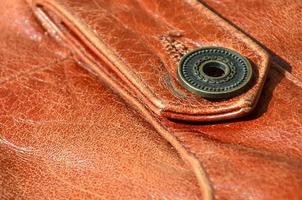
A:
[[0, 1, 201, 199], [1, 0, 302, 199], [29, 0, 271, 122]]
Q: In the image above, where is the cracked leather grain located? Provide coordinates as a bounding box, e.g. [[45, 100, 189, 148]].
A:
[[28, 0, 270, 122], [0, 0, 202, 199], [26, 0, 302, 199], [202, 0, 302, 81], [3, 0, 302, 199]]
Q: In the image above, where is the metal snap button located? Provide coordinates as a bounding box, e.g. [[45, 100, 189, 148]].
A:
[[178, 47, 253, 99]]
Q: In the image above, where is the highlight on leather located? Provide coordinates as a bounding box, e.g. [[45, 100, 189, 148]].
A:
[[19, 0, 302, 200], [27, 0, 270, 122]]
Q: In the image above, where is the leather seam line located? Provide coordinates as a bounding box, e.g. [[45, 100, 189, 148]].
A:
[[38, 0, 270, 115], [174, 129, 302, 166], [32, 5, 214, 198]]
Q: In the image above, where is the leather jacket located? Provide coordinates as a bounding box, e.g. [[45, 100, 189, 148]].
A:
[[1, 0, 302, 199]]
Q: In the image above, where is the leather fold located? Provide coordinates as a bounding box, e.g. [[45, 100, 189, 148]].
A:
[[26, 0, 302, 199], [27, 0, 270, 122]]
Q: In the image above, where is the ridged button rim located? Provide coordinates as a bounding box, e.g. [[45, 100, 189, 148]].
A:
[[178, 47, 253, 99]]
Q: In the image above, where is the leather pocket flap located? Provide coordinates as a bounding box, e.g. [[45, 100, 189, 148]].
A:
[[29, 0, 270, 122]]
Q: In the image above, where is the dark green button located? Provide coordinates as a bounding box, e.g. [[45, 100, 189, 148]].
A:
[[178, 47, 253, 99]]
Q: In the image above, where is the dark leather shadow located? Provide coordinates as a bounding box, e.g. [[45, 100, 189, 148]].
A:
[[203, 2, 289, 120], [171, 2, 291, 125]]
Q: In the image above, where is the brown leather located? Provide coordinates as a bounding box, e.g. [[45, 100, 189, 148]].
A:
[[0, 1, 201, 199], [28, 0, 271, 122], [1, 0, 302, 199], [202, 0, 302, 80]]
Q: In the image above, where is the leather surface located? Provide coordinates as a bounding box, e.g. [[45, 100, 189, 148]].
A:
[[202, 0, 302, 80], [0, 0, 201, 199], [29, 0, 270, 122], [2, 0, 302, 199]]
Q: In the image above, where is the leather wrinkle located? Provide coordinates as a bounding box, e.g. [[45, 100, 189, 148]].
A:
[[0, 56, 72, 86], [31, 0, 270, 122], [26, 0, 302, 199], [4, 0, 302, 199], [1, 0, 202, 199], [200, 0, 302, 85], [32, 5, 213, 199]]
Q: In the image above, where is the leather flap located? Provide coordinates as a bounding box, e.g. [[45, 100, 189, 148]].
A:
[[27, 0, 270, 122], [23, 1, 302, 199]]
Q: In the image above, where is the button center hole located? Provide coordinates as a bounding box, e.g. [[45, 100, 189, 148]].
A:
[[202, 61, 226, 78]]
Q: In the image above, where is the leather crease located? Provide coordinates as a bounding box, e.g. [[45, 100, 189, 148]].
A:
[[31, 4, 214, 200], [22, 0, 302, 199]]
